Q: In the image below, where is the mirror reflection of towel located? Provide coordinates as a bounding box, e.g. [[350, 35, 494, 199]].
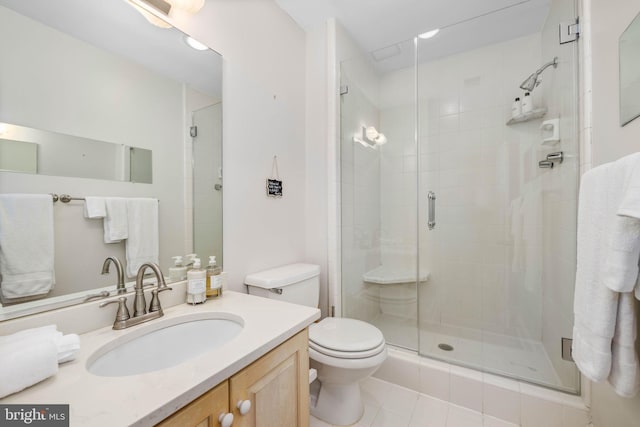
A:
[[125, 198, 159, 277], [0, 193, 55, 299]]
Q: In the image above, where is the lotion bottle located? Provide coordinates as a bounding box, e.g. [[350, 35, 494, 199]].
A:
[[521, 92, 533, 113], [206, 256, 222, 298], [186, 258, 206, 305], [511, 97, 522, 118], [168, 256, 187, 281]]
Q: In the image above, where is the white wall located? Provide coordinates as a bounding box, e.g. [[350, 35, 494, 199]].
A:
[[0, 6, 184, 295], [586, 0, 640, 425], [173, 0, 307, 292], [305, 22, 330, 316]]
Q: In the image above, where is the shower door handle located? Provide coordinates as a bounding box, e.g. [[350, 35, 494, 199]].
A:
[[428, 191, 436, 230]]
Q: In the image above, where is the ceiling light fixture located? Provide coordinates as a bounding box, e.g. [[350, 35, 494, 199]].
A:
[[418, 28, 440, 40], [127, 0, 206, 29]]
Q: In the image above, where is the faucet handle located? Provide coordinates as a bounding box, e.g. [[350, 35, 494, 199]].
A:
[[100, 297, 131, 323], [149, 286, 173, 313]]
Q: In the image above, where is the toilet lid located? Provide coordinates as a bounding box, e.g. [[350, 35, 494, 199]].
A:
[[309, 318, 385, 353]]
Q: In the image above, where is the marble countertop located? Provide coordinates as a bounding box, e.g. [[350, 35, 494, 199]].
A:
[[0, 291, 320, 426]]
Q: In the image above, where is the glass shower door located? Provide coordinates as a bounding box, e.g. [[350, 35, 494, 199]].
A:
[[416, 0, 580, 393], [340, 43, 419, 351], [192, 103, 223, 265]]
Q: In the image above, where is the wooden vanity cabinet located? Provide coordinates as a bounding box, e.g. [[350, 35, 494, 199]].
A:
[[157, 329, 309, 427]]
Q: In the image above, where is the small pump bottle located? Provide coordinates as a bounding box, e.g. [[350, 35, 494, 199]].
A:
[[521, 92, 533, 113], [206, 256, 222, 298], [185, 253, 198, 271], [168, 256, 187, 281], [511, 97, 522, 118], [186, 258, 206, 305]]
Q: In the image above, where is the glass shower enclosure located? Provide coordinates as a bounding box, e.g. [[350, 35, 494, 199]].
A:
[[340, 0, 580, 393]]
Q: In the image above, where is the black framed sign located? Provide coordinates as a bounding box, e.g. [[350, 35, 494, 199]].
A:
[[266, 178, 283, 197]]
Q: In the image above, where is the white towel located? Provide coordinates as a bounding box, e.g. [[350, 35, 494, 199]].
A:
[[0, 325, 81, 364], [572, 163, 619, 381], [573, 158, 640, 397], [56, 333, 81, 364], [83, 196, 107, 218], [125, 198, 159, 277], [0, 339, 59, 398], [603, 153, 640, 293], [104, 197, 128, 243], [609, 292, 640, 397], [0, 194, 55, 299]]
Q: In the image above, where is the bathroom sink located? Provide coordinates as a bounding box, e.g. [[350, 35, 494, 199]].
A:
[[87, 312, 244, 377]]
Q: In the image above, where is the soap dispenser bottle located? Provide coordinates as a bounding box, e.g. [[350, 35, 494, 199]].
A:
[[185, 253, 198, 271], [169, 256, 187, 281], [206, 256, 222, 298], [186, 258, 206, 305]]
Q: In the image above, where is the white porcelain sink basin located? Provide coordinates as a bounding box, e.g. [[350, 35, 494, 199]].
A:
[[87, 312, 243, 377]]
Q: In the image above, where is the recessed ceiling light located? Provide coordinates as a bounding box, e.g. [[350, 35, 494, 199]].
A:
[[184, 35, 208, 51], [418, 29, 440, 40]]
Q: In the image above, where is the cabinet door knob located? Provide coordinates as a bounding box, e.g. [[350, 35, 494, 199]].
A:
[[236, 399, 251, 416], [218, 412, 234, 427]]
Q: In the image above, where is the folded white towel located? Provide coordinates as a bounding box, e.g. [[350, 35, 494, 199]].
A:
[[104, 197, 128, 243], [125, 198, 159, 277], [0, 194, 55, 299], [603, 153, 640, 293], [56, 333, 81, 364], [0, 325, 81, 364], [0, 339, 59, 398], [84, 196, 107, 218], [572, 163, 620, 381], [0, 325, 58, 344], [609, 292, 640, 397], [618, 153, 640, 220]]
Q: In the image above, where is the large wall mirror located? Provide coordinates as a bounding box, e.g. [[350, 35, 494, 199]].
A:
[[0, 0, 223, 320], [620, 10, 640, 126]]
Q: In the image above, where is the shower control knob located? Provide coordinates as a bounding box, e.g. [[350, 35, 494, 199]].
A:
[[218, 412, 234, 427], [237, 399, 251, 416]]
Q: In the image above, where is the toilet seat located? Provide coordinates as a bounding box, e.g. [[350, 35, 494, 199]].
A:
[[309, 317, 385, 359], [309, 339, 386, 359]]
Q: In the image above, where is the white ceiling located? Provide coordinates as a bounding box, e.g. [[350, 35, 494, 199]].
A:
[[0, 0, 222, 98], [275, 0, 551, 72]]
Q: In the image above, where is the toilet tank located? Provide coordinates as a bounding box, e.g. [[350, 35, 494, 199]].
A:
[[244, 263, 320, 307]]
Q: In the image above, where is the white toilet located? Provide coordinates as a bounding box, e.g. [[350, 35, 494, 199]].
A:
[[245, 263, 387, 426]]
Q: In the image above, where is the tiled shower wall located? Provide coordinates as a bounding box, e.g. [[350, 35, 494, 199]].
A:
[[378, 34, 547, 339]]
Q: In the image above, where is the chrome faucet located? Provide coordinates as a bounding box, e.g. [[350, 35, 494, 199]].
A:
[[101, 256, 126, 294], [100, 262, 172, 330]]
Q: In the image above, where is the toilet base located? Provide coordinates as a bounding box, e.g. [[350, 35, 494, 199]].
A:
[[310, 380, 364, 426]]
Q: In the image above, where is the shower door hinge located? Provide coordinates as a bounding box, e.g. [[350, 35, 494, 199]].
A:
[[330, 305, 335, 317], [559, 18, 580, 44], [562, 337, 574, 362], [340, 85, 349, 95], [190, 126, 198, 137]]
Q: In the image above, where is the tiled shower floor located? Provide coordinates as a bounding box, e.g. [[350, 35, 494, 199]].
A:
[[369, 313, 562, 389]]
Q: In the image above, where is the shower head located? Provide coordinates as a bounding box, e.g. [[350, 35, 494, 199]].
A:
[[519, 57, 558, 92]]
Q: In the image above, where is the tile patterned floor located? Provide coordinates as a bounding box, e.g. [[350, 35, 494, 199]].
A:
[[310, 377, 518, 427]]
